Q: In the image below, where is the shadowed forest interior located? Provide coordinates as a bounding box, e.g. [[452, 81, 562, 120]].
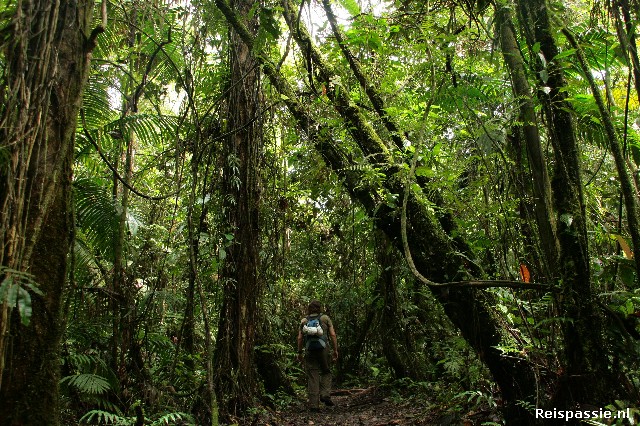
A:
[[2, 0, 640, 424]]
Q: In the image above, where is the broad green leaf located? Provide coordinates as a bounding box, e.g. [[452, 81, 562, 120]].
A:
[[0, 277, 17, 306], [414, 166, 434, 177], [554, 48, 576, 60]]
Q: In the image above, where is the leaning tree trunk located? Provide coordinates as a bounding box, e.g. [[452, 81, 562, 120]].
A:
[[0, 0, 96, 424], [213, 0, 264, 418]]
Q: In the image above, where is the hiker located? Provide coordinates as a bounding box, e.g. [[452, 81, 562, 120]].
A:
[[297, 300, 339, 412]]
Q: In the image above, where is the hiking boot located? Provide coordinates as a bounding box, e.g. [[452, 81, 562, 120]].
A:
[[320, 397, 335, 406]]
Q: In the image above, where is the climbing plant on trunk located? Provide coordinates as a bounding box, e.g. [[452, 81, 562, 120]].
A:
[[213, 0, 265, 416], [0, 0, 97, 423]]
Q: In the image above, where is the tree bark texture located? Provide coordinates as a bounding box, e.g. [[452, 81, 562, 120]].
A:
[[0, 0, 95, 424], [213, 0, 264, 416]]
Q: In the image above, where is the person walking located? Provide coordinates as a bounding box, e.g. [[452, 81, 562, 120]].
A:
[[297, 300, 339, 412]]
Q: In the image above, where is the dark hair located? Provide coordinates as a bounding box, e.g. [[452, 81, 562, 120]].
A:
[[307, 300, 322, 315]]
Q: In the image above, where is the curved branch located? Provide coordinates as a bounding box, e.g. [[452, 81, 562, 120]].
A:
[[400, 119, 551, 291], [130, 28, 173, 113]]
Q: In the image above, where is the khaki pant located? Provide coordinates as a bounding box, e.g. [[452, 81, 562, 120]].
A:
[[304, 348, 331, 408]]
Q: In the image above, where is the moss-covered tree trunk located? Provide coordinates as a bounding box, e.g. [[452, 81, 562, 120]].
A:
[[374, 232, 422, 381], [496, 4, 559, 279], [0, 0, 95, 423]]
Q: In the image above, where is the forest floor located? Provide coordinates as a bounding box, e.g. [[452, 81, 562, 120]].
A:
[[248, 387, 503, 426]]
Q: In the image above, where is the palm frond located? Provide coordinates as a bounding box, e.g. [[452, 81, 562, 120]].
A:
[[79, 409, 130, 425], [83, 74, 118, 129], [61, 373, 111, 395], [104, 113, 178, 149], [74, 178, 119, 259]]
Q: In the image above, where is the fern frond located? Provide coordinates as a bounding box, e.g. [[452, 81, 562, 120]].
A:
[[74, 178, 119, 258], [103, 113, 177, 147], [151, 412, 195, 425], [61, 373, 111, 395], [79, 409, 131, 425]]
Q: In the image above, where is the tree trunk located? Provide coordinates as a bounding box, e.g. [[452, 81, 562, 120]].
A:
[[112, 130, 135, 386], [213, 0, 264, 417], [0, 0, 95, 423], [563, 28, 640, 285], [613, 0, 640, 105], [496, 4, 559, 279], [517, 0, 629, 407], [375, 231, 422, 381]]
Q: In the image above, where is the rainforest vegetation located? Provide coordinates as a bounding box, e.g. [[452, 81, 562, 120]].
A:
[[2, 0, 640, 424]]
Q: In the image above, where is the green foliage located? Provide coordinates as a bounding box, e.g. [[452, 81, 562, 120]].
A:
[[80, 409, 129, 425], [61, 374, 111, 395], [456, 390, 498, 410], [0, 267, 43, 325], [337, 0, 361, 17], [74, 178, 120, 258], [151, 412, 195, 425], [79, 408, 195, 425]]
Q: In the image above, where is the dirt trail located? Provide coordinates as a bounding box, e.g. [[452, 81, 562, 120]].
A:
[[250, 388, 499, 425]]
